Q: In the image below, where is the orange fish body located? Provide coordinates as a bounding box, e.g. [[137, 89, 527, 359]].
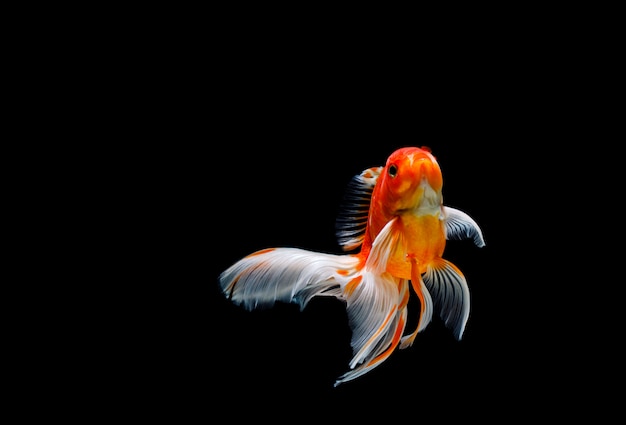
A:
[[363, 147, 446, 278], [219, 146, 485, 386]]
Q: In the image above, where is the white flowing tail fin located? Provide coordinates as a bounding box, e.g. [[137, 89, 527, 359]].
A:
[[333, 271, 408, 386], [332, 217, 409, 385], [219, 219, 413, 387], [219, 247, 361, 310]]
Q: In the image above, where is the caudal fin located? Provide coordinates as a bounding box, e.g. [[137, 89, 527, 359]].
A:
[[333, 271, 409, 386], [219, 247, 360, 310], [333, 217, 409, 386], [219, 219, 412, 387]]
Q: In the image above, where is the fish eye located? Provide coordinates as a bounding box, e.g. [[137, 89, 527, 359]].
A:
[[388, 164, 398, 178]]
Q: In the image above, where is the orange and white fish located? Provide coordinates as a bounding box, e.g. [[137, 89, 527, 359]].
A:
[[219, 146, 485, 386]]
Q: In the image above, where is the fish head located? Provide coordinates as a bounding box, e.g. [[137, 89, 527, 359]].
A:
[[376, 146, 444, 215]]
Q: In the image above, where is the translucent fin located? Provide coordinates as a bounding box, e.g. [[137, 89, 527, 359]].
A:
[[334, 273, 408, 387], [399, 258, 434, 349], [422, 258, 470, 340], [365, 217, 402, 275], [335, 166, 382, 252], [333, 217, 408, 386], [219, 247, 361, 311], [443, 206, 486, 247]]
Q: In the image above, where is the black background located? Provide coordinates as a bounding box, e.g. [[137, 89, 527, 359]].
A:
[[91, 81, 608, 422], [211, 143, 499, 382], [160, 137, 549, 418], [20, 5, 620, 421], [81, 17, 609, 420], [122, 78, 577, 420]]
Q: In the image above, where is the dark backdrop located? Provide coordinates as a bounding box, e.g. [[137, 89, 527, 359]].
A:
[[202, 138, 529, 413]]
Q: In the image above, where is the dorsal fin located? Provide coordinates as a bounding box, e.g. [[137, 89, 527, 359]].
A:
[[335, 166, 382, 252]]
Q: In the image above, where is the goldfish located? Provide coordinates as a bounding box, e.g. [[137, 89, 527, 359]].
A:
[[218, 146, 485, 386]]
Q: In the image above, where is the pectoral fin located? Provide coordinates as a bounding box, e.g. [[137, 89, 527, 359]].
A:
[[443, 206, 485, 247]]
